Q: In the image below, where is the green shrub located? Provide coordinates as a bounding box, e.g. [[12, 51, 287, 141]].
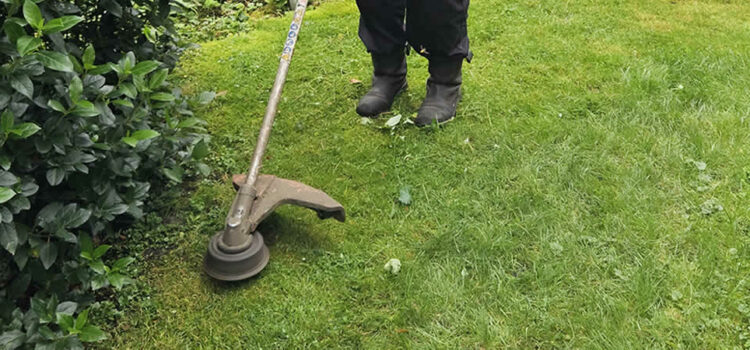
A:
[[172, 0, 294, 42], [0, 0, 210, 347]]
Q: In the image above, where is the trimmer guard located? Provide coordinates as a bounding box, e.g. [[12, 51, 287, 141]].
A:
[[232, 174, 346, 232]]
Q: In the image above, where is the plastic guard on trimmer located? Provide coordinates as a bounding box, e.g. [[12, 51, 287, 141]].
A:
[[232, 174, 346, 232]]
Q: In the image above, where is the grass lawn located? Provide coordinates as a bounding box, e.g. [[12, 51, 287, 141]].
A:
[[111, 0, 750, 348]]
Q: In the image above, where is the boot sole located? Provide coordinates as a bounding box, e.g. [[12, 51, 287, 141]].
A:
[[356, 81, 408, 118], [415, 115, 454, 127]]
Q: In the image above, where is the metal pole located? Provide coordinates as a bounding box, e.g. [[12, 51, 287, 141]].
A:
[[220, 0, 308, 252]]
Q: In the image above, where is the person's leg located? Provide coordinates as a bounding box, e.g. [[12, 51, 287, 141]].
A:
[[355, 0, 408, 117], [357, 0, 407, 55], [406, 0, 470, 126]]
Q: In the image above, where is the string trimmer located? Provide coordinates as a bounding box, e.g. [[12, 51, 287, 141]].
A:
[[204, 0, 345, 281]]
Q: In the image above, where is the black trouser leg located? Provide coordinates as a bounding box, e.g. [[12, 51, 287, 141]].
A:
[[356, 0, 407, 55], [407, 0, 470, 126], [356, 0, 470, 60], [407, 0, 471, 60], [355, 0, 408, 117]]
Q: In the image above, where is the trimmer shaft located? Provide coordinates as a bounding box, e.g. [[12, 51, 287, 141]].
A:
[[204, 0, 345, 282]]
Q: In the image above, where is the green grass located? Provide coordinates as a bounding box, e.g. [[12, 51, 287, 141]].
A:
[[112, 0, 750, 348]]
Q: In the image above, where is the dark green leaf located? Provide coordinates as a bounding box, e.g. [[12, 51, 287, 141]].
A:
[[36, 51, 74, 72], [48, 99, 66, 112], [124, 52, 135, 70], [55, 301, 77, 316], [40, 241, 58, 269], [94, 101, 114, 125], [104, 203, 128, 216], [131, 60, 160, 75], [176, 117, 205, 129], [74, 309, 88, 330], [121, 137, 137, 147], [8, 102, 27, 119], [69, 53, 82, 74], [150, 92, 175, 102], [0, 155, 11, 171], [122, 129, 159, 147], [92, 244, 110, 259], [37, 202, 62, 226], [16, 35, 41, 56], [20, 181, 38, 196], [7, 196, 29, 214], [118, 82, 136, 99], [196, 163, 210, 176], [13, 246, 28, 269], [47, 32, 65, 53], [91, 274, 108, 290], [107, 273, 132, 290], [31, 297, 50, 322], [163, 166, 183, 183], [43, 16, 83, 34], [82, 44, 95, 68], [55, 230, 77, 243], [0, 207, 11, 223], [78, 325, 106, 342], [71, 101, 99, 117], [34, 137, 52, 153], [0, 187, 16, 205], [89, 260, 105, 274], [132, 129, 160, 140], [132, 74, 147, 91], [79, 234, 93, 254], [0, 222, 18, 254], [69, 76, 82, 102], [111, 99, 133, 108], [10, 74, 33, 100], [55, 313, 74, 332], [0, 171, 18, 186], [112, 257, 135, 271], [0, 330, 25, 349], [88, 64, 112, 75], [46, 168, 65, 186], [15, 224, 28, 245], [149, 69, 168, 89], [58, 338, 83, 350], [192, 139, 209, 159], [1, 110, 14, 131], [56, 228, 74, 249], [3, 22, 25, 43], [8, 122, 41, 139], [23, 0, 43, 30], [38, 326, 55, 340], [60, 205, 91, 228], [83, 75, 105, 91]]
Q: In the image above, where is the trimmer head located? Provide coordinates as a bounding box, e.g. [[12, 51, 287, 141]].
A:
[[204, 174, 345, 281], [204, 231, 270, 281]]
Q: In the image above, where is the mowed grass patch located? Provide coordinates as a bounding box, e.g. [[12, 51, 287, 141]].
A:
[[112, 0, 750, 348]]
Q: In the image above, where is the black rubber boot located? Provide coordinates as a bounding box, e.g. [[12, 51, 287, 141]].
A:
[[415, 58, 463, 127], [356, 51, 407, 117]]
